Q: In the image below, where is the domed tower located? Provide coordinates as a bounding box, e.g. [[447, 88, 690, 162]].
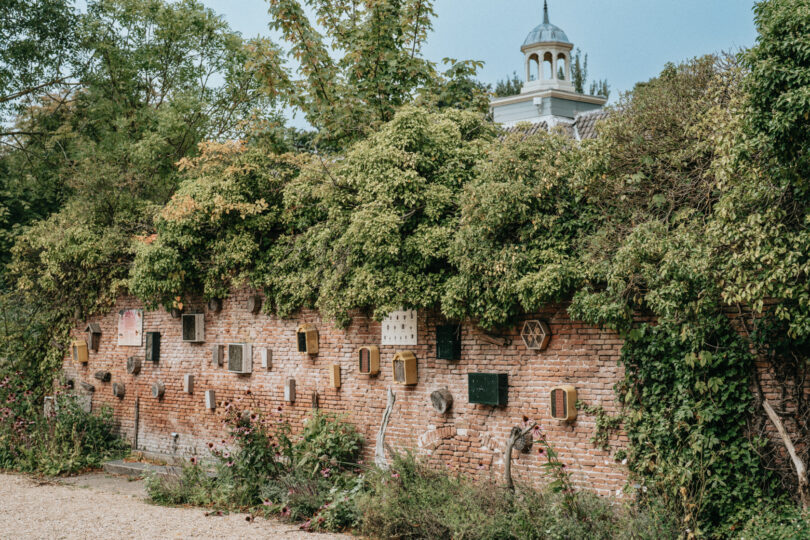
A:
[[491, 1, 606, 127]]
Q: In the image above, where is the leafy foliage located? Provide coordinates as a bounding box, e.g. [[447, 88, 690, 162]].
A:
[[0, 373, 127, 475]]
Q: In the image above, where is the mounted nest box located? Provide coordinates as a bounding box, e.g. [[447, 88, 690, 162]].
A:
[[436, 325, 461, 360], [329, 364, 341, 388], [112, 382, 125, 399], [152, 381, 165, 399], [72, 340, 88, 365], [550, 385, 577, 422], [296, 324, 318, 355], [227, 343, 253, 374], [260, 348, 272, 370], [181, 313, 205, 343], [468, 373, 508, 406], [358, 346, 380, 376], [145, 332, 160, 363], [205, 389, 216, 410], [84, 323, 101, 352], [247, 295, 262, 314], [392, 351, 417, 385], [521, 320, 551, 351], [212, 344, 224, 366], [207, 298, 222, 313], [284, 378, 296, 403]]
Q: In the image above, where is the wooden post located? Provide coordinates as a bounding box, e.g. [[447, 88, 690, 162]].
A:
[[375, 387, 396, 469], [133, 397, 139, 451], [504, 422, 536, 492]]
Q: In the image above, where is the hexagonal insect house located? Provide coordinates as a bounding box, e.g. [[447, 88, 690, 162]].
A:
[[520, 320, 551, 351]]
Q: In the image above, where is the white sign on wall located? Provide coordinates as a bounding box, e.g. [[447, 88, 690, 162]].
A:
[[117, 309, 143, 346], [381, 309, 417, 346]]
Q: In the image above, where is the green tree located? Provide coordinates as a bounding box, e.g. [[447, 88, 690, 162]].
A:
[[494, 71, 522, 97], [0, 0, 79, 129], [250, 0, 487, 151]]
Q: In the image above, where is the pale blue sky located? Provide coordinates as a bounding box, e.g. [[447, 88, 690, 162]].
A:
[[76, 0, 760, 126], [200, 0, 758, 91]]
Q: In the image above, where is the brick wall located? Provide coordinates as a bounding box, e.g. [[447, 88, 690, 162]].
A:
[[62, 289, 628, 497]]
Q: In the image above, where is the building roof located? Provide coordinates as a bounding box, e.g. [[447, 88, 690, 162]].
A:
[[523, 1, 570, 46], [500, 109, 609, 142]]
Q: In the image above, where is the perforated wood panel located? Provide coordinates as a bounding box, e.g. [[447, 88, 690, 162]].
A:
[[382, 310, 417, 346]]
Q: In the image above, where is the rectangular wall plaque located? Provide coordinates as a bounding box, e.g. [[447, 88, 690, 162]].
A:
[[117, 309, 143, 346], [381, 309, 418, 346]]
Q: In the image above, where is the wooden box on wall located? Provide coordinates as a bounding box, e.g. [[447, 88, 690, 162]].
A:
[[72, 340, 88, 365], [468, 373, 508, 406], [145, 332, 160, 362], [329, 364, 341, 388], [182, 313, 205, 343], [392, 351, 417, 385], [550, 385, 577, 422], [84, 323, 102, 352], [358, 346, 380, 375], [297, 324, 318, 355], [436, 325, 461, 360]]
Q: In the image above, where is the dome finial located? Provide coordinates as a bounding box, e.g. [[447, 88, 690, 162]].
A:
[[543, 0, 549, 24]]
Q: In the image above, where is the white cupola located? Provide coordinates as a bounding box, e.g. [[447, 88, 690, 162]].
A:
[[521, 0, 575, 93], [490, 1, 607, 128]]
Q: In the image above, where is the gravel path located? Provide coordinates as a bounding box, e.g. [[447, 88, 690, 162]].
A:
[[0, 472, 350, 540]]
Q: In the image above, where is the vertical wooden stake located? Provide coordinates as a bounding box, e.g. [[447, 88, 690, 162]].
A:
[[133, 397, 140, 451], [375, 387, 396, 469]]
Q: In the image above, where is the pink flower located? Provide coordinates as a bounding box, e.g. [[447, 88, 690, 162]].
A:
[[226, 461, 234, 467], [391, 472, 400, 479], [190, 456, 197, 465], [281, 506, 290, 517], [262, 500, 271, 506], [320, 467, 331, 478]]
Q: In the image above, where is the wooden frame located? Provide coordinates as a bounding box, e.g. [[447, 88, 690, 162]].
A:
[[329, 364, 341, 388]]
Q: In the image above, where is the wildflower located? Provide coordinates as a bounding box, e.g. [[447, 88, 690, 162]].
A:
[[226, 461, 234, 467], [281, 506, 290, 517], [262, 500, 271, 506], [320, 467, 331, 478], [190, 456, 198, 465], [300, 519, 312, 531], [391, 472, 400, 479], [208, 442, 214, 449], [538, 448, 544, 455], [223, 451, 230, 458]]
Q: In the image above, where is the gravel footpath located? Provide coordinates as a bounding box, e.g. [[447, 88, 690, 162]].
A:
[[0, 472, 350, 539]]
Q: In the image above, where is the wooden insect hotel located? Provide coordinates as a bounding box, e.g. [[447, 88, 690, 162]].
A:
[[550, 385, 577, 422], [181, 313, 205, 343], [358, 346, 380, 376], [521, 320, 551, 351], [72, 340, 88, 365], [84, 323, 102, 352], [392, 351, 418, 385], [296, 324, 319, 355]]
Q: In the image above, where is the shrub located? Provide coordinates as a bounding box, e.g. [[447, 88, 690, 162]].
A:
[[356, 452, 679, 540], [294, 410, 363, 477], [0, 374, 127, 475]]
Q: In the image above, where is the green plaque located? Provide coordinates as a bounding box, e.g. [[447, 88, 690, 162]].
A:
[[468, 373, 508, 406], [436, 325, 461, 360]]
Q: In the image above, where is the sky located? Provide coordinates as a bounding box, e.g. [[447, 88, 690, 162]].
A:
[[76, 0, 760, 127]]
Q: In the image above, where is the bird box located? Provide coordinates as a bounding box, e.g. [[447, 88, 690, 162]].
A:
[[436, 325, 461, 360], [392, 351, 417, 385], [181, 313, 205, 343], [183, 374, 194, 394], [521, 320, 551, 351], [145, 332, 160, 363], [212, 344, 224, 367], [284, 378, 296, 402], [84, 323, 102, 352], [72, 340, 88, 364], [93, 371, 111, 383], [296, 324, 318, 355], [126, 356, 141, 375], [430, 388, 453, 414], [468, 373, 508, 406], [550, 385, 577, 422], [329, 364, 341, 388], [227, 343, 252, 374], [358, 346, 380, 375], [260, 348, 272, 370], [205, 390, 216, 410], [247, 295, 262, 314], [112, 382, 125, 399], [152, 381, 165, 399]]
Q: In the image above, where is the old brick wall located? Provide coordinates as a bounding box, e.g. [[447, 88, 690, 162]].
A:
[[62, 289, 628, 497]]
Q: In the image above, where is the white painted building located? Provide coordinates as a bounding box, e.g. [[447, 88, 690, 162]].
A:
[[491, 1, 607, 129]]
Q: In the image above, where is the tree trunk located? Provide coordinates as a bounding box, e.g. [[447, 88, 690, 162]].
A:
[[375, 387, 396, 469], [762, 398, 809, 510]]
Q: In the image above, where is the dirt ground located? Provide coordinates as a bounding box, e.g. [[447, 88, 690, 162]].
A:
[[0, 472, 350, 539]]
